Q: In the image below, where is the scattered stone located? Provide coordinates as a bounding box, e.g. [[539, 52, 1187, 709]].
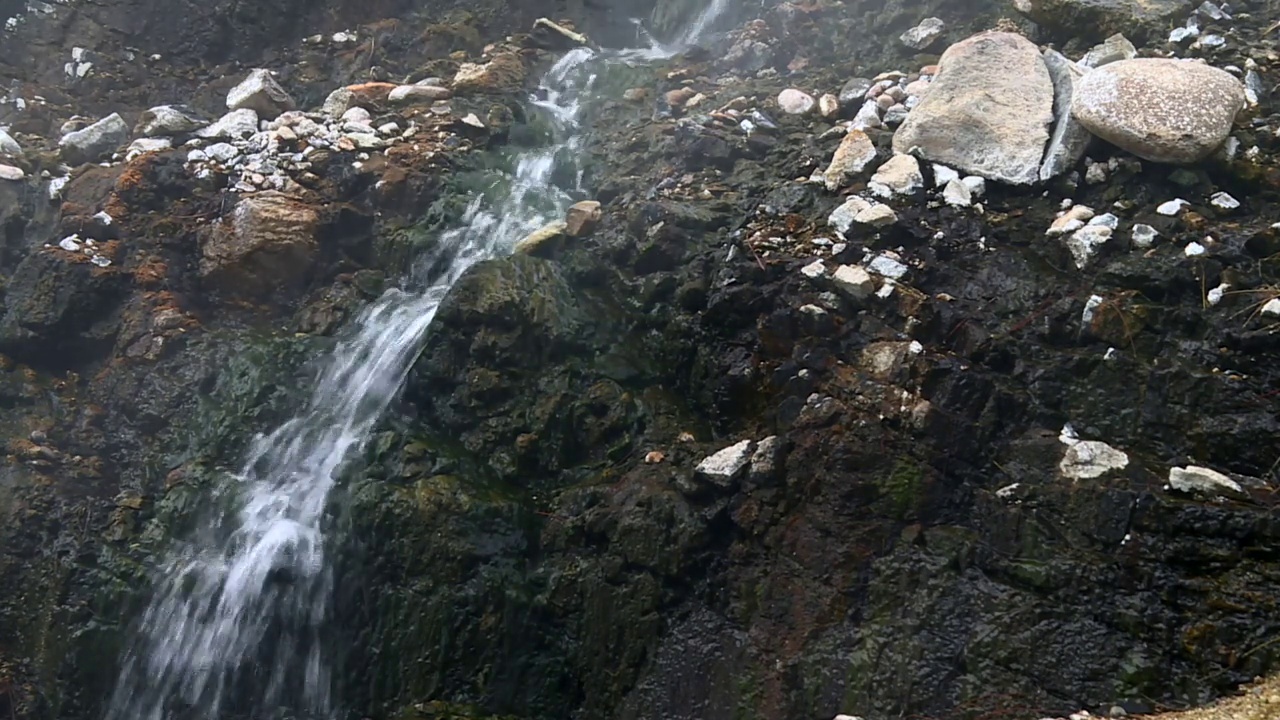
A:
[[695, 439, 754, 487], [1156, 198, 1188, 215], [1209, 191, 1239, 211], [196, 108, 260, 140], [1047, 205, 1096, 236], [1071, 59, 1246, 164], [204, 142, 240, 164], [135, 105, 207, 137], [839, 78, 873, 107], [1012, 0, 1193, 40], [126, 137, 172, 160], [320, 87, 356, 117], [1260, 298, 1280, 317], [778, 88, 816, 115], [819, 93, 840, 118], [1168, 465, 1245, 498], [564, 200, 602, 237], [1040, 49, 1092, 181], [747, 436, 786, 486], [961, 175, 986, 197], [868, 154, 923, 197], [851, 101, 882, 130], [942, 178, 972, 206], [1131, 223, 1159, 247], [855, 203, 898, 227], [226, 69, 296, 119], [1060, 438, 1130, 480], [59, 113, 129, 165], [868, 253, 909, 279], [829, 197, 871, 234], [893, 31, 1054, 185], [932, 163, 959, 187], [831, 264, 876, 300], [0, 164, 24, 181], [800, 260, 827, 280], [1066, 225, 1113, 268], [900, 17, 945, 50], [823, 130, 878, 191], [1185, 241, 1206, 256], [452, 53, 526, 94], [1078, 33, 1137, 68], [0, 128, 22, 157], [1089, 212, 1119, 229], [1169, 22, 1200, 44]]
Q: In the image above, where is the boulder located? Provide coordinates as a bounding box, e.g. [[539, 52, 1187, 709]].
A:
[[1012, 0, 1193, 41], [695, 440, 754, 487], [778, 89, 816, 115], [0, 165, 24, 181], [1039, 49, 1093, 181], [1071, 58, 1245, 163], [388, 84, 453, 103], [134, 105, 207, 137], [199, 191, 319, 295], [0, 128, 22, 157], [514, 222, 568, 258], [225, 69, 296, 119], [59, 113, 130, 165], [195, 108, 260, 140], [564, 201, 602, 237], [892, 32, 1054, 185], [900, 17, 945, 50]]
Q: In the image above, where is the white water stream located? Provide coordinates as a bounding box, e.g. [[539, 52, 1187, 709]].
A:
[[105, 2, 728, 718]]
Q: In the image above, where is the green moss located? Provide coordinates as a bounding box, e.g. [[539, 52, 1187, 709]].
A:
[[875, 458, 928, 520]]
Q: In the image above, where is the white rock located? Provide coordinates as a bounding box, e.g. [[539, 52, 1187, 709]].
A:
[[1207, 283, 1229, 306], [126, 137, 172, 160], [48, 176, 68, 199], [1047, 205, 1095, 236], [942, 178, 972, 206], [226, 69, 296, 119], [868, 254, 909, 279], [851, 101, 882, 130], [1168, 465, 1244, 497], [832, 264, 876, 299], [800, 260, 827, 279], [59, 113, 129, 165], [1209, 191, 1239, 211], [961, 175, 985, 197], [1082, 294, 1104, 325], [1066, 225, 1113, 268], [1185, 241, 1206, 257], [205, 142, 241, 164], [778, 88, 816, 115], [196, 108, 260, 140], [829, 197, 872, 234], [135, 105, 206, 137], [389, 84, 453, 103], [1259, 298, 1280, 317], [869, 154, 923, 196], [695, 440, 755, 486], [0, 128, 22, 156], [819, 93, 840, 118], [0, 164, 24, 181], [1089, 213, 1119, 229], [1156, 198, 1188, 216], [900, 17, 945, 50], [58, 234, 82, 251], [1060, 440, 1130, 480], [855, 203, 898, 227], [932, 163, 959, 187], [1131, 223, 1159, 248], [1078, 33, 1137, 69], [342, 107, 372, 125], [1169, 25, 1199, 43]]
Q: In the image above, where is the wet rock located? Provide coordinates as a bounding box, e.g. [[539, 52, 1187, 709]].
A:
[[514, 221, 568, 258], [822, 129, 878, 191], [135, 105, 207, 136], [1168, 465, 1245, 498], [1071, 59, 1245, 163], [892, 32, 1054, 185], [1131, 223, 1158, 247], [1040, 49, 1092, 181], [452, 53, 526, 94], [59, 113, 129, 165], [388, 84, 453, 103], [900, 17, 945, 50], [0, 128, 22, 157], [868, 154, 923, 197], [226, 68, 296, 119], [0, 250, 127, 364], [695, 439, 754, 487], [565, 200, 602, 237], [195, 108, 259, 140], [199, 191, 319, 296], [778, 88, 816, 115], [1012, 0, 1193, 40]]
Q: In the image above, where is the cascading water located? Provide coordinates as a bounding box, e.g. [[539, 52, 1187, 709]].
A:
[[104, 2, 729, 719]]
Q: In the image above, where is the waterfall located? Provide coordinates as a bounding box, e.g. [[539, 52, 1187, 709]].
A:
[[103, 2, 729, 719]]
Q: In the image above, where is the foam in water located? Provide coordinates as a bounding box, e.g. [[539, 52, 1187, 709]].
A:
[[105, 3, 728, 718]]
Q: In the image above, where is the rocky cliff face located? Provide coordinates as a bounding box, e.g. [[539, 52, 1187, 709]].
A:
[[2, 0, 1280, 719]]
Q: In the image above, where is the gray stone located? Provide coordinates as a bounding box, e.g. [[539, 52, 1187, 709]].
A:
[[196, 109, 260, 140], [0, 129, 22, 157], [58, 113, 129, 164], [778, 88, 816, 115], [135, 105, 207, 137], [892, 32, 1054, 185], [868, 153, 923, 197], [1060, 439, 1129, 479], [389, 84, 453, 103], [828, 197, 872, 234], [747, 436, 786, 486], [226, 69, 296, 120], [0, 164, 24, 181], [839, 77, 874, 107], [1012, 0, 1193, 41], [855, 203, 898, 227], [900, 17, 945, 50], [1066, 225, 1112, 268], [126, 137, 172, 160], [942, 178, 972, 206], [1071, 58, 1245, 163], [1040, 49, 1093, 181], [320, 87, 356, 118], [1168, 465, 1245, 498], [1078, 33, 1137, 68], [1131, 223, 1158, 247], [695, 440, 754, 487]]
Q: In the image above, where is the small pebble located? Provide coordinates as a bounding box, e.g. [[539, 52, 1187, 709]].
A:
[[1209, 191, 1239, 211], [1185, 241, 1207, 256], [1131, 223, 1159, 248], [1261, 298, 1280, 317], [1156, 198, 1188, 216]]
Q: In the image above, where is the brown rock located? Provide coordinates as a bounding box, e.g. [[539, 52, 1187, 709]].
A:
[[564, 200, 602, 237], [199, 191, 319, 296], [665, 87, 697, 109], [452, 53, 527, 94], [513, 221, 567, 258]]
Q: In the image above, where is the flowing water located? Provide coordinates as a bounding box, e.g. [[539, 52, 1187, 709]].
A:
[[104, 2, 729, 719]]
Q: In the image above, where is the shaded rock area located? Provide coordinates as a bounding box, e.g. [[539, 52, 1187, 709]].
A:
[[2, 2, 1280, 720]]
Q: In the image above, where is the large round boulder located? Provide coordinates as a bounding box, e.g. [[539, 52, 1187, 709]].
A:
[[1071, 58, 1245, 164], [892, 31, 1055, 185]]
